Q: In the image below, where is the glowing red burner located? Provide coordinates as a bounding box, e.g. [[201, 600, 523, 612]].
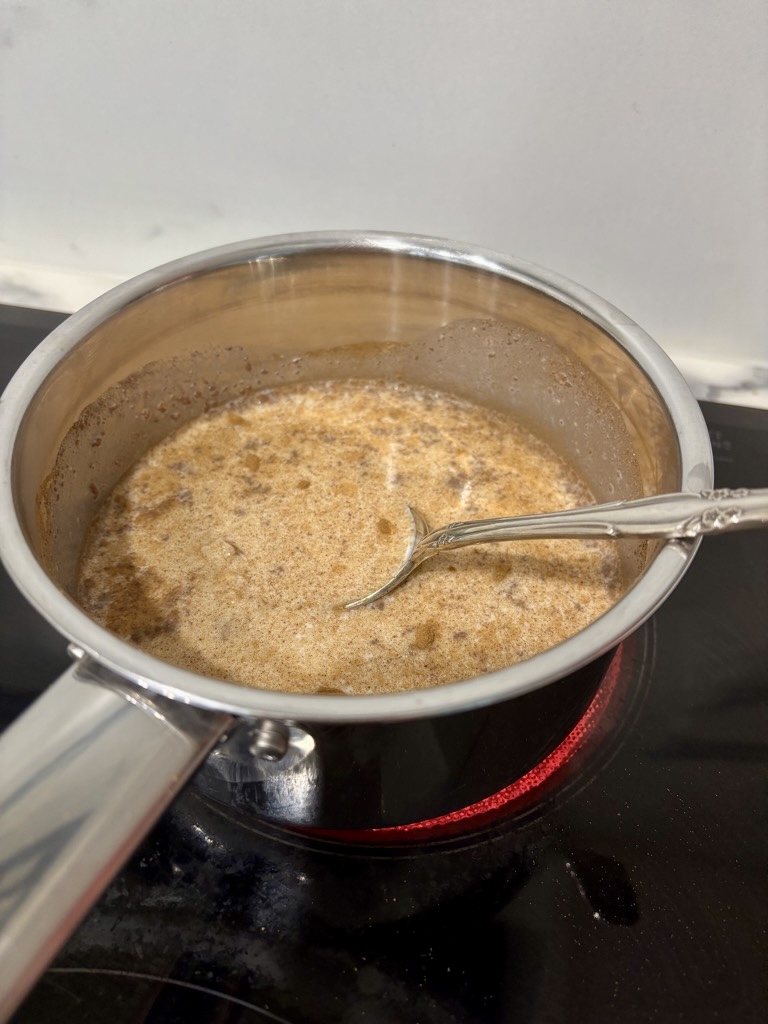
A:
[[313, 645, 625, 844]]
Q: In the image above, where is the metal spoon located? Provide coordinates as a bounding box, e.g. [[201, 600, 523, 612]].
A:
[[347, 488, 768, 608]]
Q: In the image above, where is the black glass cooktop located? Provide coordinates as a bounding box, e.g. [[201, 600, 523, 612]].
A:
[[2, 304, 767, 1023]]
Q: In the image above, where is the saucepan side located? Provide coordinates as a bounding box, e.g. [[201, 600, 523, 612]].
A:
[[0, 232, 712, 1018]]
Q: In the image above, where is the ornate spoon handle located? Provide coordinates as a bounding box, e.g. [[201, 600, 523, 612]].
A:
[[424, 488, 768, 550]]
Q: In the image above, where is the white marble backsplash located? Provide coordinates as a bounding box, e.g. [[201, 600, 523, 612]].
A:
[[1, 1, 766, 406], [0, 262, 123, 317], [669, 354, 768, 410]]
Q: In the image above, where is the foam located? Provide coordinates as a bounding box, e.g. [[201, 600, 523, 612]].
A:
[[77, 380, 623, 694]]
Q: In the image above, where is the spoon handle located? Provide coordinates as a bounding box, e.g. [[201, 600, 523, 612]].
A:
[[423, 488, 768, 550]]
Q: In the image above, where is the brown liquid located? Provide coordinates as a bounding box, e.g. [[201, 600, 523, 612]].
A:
[[77, 380, 623, 694]]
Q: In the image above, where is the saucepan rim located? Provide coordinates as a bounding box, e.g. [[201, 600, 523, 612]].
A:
[[0, 230, 713, 723]]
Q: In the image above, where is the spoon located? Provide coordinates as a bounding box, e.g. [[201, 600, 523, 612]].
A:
[[347, 488, 768, 608]]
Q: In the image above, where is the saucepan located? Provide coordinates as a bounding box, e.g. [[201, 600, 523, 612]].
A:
[[0, 232, 713, 1016]]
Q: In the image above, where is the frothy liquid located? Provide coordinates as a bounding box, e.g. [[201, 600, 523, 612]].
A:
[[77, 380, 623, 694]]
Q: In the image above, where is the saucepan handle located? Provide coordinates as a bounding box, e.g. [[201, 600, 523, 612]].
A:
[[0, 655, 233, 1021]]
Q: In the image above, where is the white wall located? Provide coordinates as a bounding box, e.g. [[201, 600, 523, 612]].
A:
[[1, 0, 767, 372]]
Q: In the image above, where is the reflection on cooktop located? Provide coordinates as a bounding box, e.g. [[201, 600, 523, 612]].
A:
[[34, 971, 288, 1024]]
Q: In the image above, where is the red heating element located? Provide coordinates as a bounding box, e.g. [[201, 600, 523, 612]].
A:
[[312, 645, 625, 844]]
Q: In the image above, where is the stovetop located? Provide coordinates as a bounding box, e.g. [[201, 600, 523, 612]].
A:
[[2, 304, 767, 1023]]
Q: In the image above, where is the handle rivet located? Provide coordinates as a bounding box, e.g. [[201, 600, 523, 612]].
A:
[[249, 720, 290, 762]]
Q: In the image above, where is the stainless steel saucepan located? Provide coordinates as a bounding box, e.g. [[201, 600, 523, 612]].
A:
[[0, 232, 714, 1018]]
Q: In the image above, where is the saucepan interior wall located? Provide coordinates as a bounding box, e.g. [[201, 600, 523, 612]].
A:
[[13, 248, 678, 601]]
